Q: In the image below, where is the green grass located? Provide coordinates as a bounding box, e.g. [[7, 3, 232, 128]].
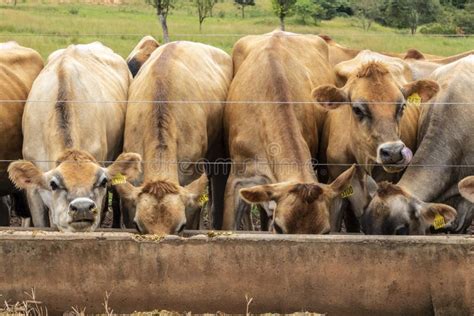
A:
[[0, 0, 473, 59]]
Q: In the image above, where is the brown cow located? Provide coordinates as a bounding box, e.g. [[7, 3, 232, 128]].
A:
[[318, 35, 444, 68], [0, 42, 43, 225], [126, 35, 160, 77], [114, 41, 233, 235], [7, 42, 140, 232], [313, 51, 439, 231], [361, 55, 474, 234], [223, 31, 355, 234]]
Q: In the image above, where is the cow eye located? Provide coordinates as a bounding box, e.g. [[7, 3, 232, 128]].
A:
[[352, 106, 366, 119], [100, 178, 108, 188], [50, 181, 59, 191], [395, 225, 409, 235]]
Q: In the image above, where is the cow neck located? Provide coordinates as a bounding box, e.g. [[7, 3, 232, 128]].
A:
[[397, 102, 461, 201], [143, 144, 179, 184], [260, 105, 317, 184]]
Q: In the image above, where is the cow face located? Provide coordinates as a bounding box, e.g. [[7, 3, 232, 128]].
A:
[[126, 36, 159, 77], [239, 165, 355, 234], [115, 174, 207, 235], [459, 176, 474, 203], [312, 62, 439, 173], [8, 150, 141, 232], [361, 179, 457, 235]]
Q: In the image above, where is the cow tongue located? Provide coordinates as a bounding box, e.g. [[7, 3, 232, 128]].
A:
[[401, 147, 413, 164]]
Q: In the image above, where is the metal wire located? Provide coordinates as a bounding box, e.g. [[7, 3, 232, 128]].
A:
[[3, 159, 474, 168], [0, 32, 474, 38], [1, 100, 474, 105]]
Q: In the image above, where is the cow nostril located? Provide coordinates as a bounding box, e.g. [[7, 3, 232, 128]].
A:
[[89, 204, 95, 211], [70, 205, 78, 212], [380, 148, 391, 159]]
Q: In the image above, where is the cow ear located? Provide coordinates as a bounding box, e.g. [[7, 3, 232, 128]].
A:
[[403, 80, 439, 103], [240, 184, 279, 203], [311, 85, 348, 109], [180, 173, 208, 208], [107, 152, 142, 181], [459, 176, 474, 203], [114, 181, 140, 202], [329, 164, 356, 197], [404, 49, 425, 60], [366, 175, 379, 199], [8, 161, 48, 190], [420, 203, 457, 228]]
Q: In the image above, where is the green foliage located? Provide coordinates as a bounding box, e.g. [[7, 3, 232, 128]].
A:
[[350, 0, 382, 30], [68, 7, 79, 15], [272, 0, 297, 20], [294, 0, 323, 24], [314, 0, 352, 20], [384, 0, 441, 34], [194, 0, 217, 30], [234, 0, 255, 18], [419, 22, 457, 34]]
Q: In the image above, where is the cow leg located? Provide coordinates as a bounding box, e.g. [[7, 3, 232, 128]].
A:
[[330, 197, 345, 232], [110, 187, 121, 229], [343, 206, 361, 233], [0, 196, 10, 226], [185, 205, 201, 230], [21, 217, 31, 227], [222, 173, 238, 230], [259, 205, 270, 231], [208, 161, 229, 230], [121, 198, 136, 229], [26, 189, 49, 227], [242, 207, 253, 231]]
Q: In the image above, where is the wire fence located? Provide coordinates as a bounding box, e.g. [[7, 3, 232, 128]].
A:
[[1, 31, 473, 170]]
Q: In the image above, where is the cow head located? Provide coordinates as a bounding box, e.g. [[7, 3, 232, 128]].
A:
[[114, 173, 207, 235], [8, 150, 141, 232], [239, 165, 356, 234], [361, 179, 457, 235], [312, 60, 439, 173], [459, 176, 474, 203], [126, 35, 160, 77]]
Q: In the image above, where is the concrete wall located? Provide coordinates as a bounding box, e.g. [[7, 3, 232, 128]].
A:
[[0, 231, 472, 315]]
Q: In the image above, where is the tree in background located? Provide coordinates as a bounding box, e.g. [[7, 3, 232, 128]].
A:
[[295, 0, 324, 24], [146, 0, 173, 43], [272, 0, 296, 30], [234, 0, 255, 18], [385, 0, 441, 34], [314, 0, 351, 20], [350, 0, 382, 31], [194, 0, 217, 31]]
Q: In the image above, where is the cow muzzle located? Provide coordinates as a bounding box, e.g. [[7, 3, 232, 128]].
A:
[[377, 141, 413, 173], [68, 198, 98, 228]]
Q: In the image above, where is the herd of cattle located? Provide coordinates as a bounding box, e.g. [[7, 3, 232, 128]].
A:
[[0, 31, 473, 235]]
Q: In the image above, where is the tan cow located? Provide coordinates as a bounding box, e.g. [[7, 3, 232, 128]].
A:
[[126, 35, 160, 77], [223, 31, 355, 234], [0, 42, 43, 225], [313, 51, 439, 231], [318, 35, 444, 68], [459, 176, 474, 203], [113, 41, 233, 235], [361, 55, 474, 234], [7, 42, 140, 232]]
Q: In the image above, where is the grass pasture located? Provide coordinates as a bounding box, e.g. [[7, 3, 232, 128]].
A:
[[0, 0, 473, 59]]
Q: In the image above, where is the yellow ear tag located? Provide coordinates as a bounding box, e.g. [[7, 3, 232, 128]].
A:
[[433, 213, 446, 230], [111, 173, 127, 186], [198, 192, 209, 206], [340, 185, 354, 199], [407, 93, 422, 107]]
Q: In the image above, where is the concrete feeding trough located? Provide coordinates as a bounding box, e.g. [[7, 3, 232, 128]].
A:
[[0, 230, 472, 315]]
